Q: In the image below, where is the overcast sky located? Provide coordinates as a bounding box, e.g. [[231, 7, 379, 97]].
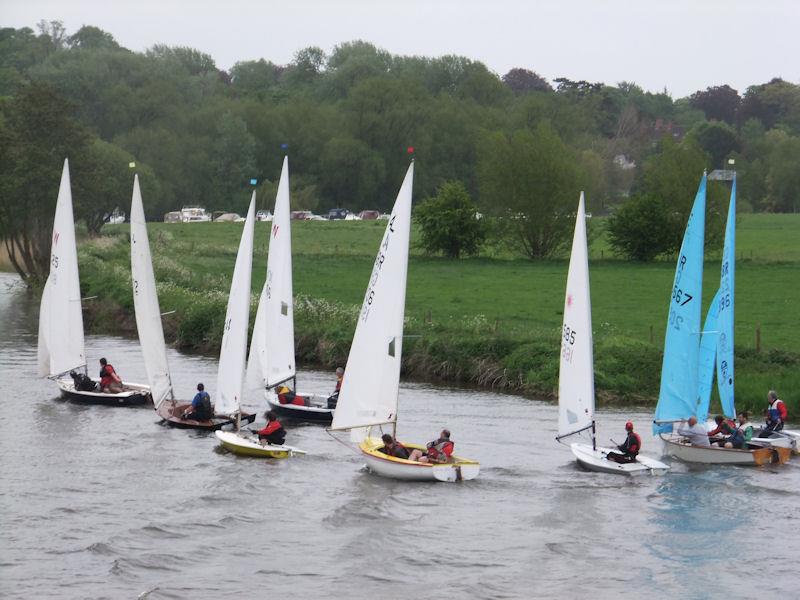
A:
[[4, 0, 798, 97]]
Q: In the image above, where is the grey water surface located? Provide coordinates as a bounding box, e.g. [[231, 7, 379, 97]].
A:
[[0, 271, 797, 600]]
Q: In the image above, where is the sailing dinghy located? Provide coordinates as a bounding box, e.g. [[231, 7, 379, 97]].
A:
[[38, 159, 150, 405], [130, 175, 253, 429], [556, 194, 668, 475], [328, 162, 479, 482], [655, 175, 790, 465], [214, 195, 304, 458], [247, 157, 334, 423]]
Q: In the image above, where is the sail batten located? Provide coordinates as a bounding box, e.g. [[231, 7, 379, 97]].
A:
[[653, 175, 707, 434], [130, 175, 173, 408], [216, 195, 256, 416], [557, 193, 595, 442], [330, 164, 414, 439], [37, 159, 86, 377]]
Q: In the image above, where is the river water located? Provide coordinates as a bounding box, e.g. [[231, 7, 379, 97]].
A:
[[1, 271, 797, 599]]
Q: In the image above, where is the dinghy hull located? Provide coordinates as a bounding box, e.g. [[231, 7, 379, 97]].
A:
[[359, 437, 479, 482], [266, 392, 333, 423], [57, 378, 151, 406], [571, 443, 669, 475], [214, 430, 305, 458], [662, 434, 791, 465], [156, 400, 255, 430]]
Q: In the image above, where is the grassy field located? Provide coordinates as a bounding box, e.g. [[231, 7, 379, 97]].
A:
[[79, 213, 799, 415]]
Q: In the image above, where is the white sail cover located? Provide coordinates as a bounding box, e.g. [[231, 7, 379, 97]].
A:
[[557, 193, 595, 439], [215, 195, 256, 415], [37, 159, 86, 377], [130, 175, 173, 407], [331, 163, 414, 440], [248, 157, 295, 388]]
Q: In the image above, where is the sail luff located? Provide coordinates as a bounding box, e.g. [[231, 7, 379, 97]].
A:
[[215, 195, 256, 415], [557, 192, 595, 440], [130, 174, 173, 407], [716, 177, 736, 418], [37, 158, 86, 377], [653, 175, 707, 434], [330, 163, 414, 438]]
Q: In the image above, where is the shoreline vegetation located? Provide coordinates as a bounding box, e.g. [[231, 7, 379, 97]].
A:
[[72, 215, 798, 416]]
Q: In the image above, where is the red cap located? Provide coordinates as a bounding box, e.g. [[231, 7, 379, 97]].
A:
[[625, 421, 634, 431]]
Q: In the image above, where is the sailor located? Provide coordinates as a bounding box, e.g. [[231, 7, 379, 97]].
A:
[[707, 415, 737, 445], [277, 385, 306, 406], [327, 366, 344, 409], [407, 429, 454, 464], [606, 421, 641, 463], [257, 411, 286, 445], [182, 383, 213, 420], [737, 412, 754, 444], [98, 358, 123, 393], [759, 390, 787, 437], [378, 433, 409, 459], [676, 416, 711, 447]]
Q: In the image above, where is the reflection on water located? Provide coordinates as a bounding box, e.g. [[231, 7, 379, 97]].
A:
[[1, 271, 797, 599]]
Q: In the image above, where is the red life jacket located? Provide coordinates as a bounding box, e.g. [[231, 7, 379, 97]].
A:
[[100, 364, 117, 387], [427, 439, 454, 460], [628, 432, 642, 455], [259, 420, 282, 436]]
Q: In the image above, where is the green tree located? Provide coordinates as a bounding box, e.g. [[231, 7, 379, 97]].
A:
[[478, 123, 583, 258], [209, 111, 257, 213], [688, 121, 741, 168], [319, 137, 385, 210], [607, 195, 678, 260], [414, 181, 485, 258]]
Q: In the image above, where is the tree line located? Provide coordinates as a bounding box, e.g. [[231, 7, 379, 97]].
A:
[[1, 21, 799, 280]]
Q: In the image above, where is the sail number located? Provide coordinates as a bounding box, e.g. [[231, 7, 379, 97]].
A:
[[671, 285, 693, 306], [668, 309, 683, 331], [360, 216, 396, 323], [561, 325, 577, 363], [718, 293, 731, 312]]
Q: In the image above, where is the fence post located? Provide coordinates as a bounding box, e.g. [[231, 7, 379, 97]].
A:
[[649, 325, 654, 344], [755, 323, 761, 353], [426, 309, 431, 324]]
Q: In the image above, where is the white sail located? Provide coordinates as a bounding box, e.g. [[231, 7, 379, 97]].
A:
[[245, 292, 266, 391], [130, 175, 173, 408], [557, 193, 595, 440], [215, 195, 256, 415], [262, 157, 296, 387], [37, 159, 86, 377], [331, 163, 414, 440]]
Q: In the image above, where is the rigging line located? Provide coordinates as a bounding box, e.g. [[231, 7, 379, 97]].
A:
[[324, 428, 363, 455]]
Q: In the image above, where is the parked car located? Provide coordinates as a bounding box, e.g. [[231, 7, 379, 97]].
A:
[[358, 210, 381, 220], [256, 210, 273, 222], [214, 212, 242, 222], [105, 208, 125, 225], [164, 211, 182, 223], [308, 214, 328, 221], [377, 213, 390, 220], [180, 206, 211, 222], [290, 210, 313, 220], [327, 208, 350, 220]]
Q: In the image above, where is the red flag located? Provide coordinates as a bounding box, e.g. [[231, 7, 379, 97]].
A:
[[407, 146, 414, 154]]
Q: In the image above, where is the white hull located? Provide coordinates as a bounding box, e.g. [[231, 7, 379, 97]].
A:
[[571, 443, 669, 476], [662, 434, 790, 465], [57, 377, 151, 404], [214, 430, 306, 459], [360, 437, 479, 482]]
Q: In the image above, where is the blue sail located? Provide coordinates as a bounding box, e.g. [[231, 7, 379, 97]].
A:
[[716, 177, 736, 418], [697, 289, 721, 423], [653, 175, 707, 434]]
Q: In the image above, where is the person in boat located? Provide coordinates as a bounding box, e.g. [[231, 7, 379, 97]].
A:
[[737, 412, 754, 444], [759, 390, 788, 437], [407, 429, 455, 464], [707, 415, 738, 446], [606, 421, 641, 463], [676, 416, 711, 447], [99, 358, 123, 393], [276, 385, 306, 406], [256, 411, 286, 445], [182, 383, 213, 421], [378, 433, 409, 459], [327, 366, 344, 409], [70, 370, 97, 392]]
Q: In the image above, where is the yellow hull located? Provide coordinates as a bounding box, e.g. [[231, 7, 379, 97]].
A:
[[359, 437, 480, 481], [215, 431, 304, 459]]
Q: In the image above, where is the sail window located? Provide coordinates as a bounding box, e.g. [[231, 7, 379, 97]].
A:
[[388, 337, 396, 357], [281, 302, 288, 316]]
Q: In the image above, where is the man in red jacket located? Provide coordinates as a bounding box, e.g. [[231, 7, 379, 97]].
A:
[[98, 358, 123, 393], [257, 411, 286, 445]]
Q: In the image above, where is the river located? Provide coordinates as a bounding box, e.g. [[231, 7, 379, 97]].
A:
[[0, 271, 797, 599]]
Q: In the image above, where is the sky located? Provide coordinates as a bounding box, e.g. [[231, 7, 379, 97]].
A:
[[3, 0, 798, 97]]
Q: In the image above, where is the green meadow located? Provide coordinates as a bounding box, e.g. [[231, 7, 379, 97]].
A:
[[80, 213, 799, 415]]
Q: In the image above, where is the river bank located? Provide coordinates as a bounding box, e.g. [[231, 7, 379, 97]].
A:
[[70, 218, 799, 415]]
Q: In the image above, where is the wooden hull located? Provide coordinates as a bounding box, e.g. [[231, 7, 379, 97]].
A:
[[662, 434, 792, 465], [214, 431, 305, 458], [359, 437, 479, 482], [265, 392, 333, 423], [571, 443, 670, 476], [156, 399, 255, 431], [57, 378, 151, 406]]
